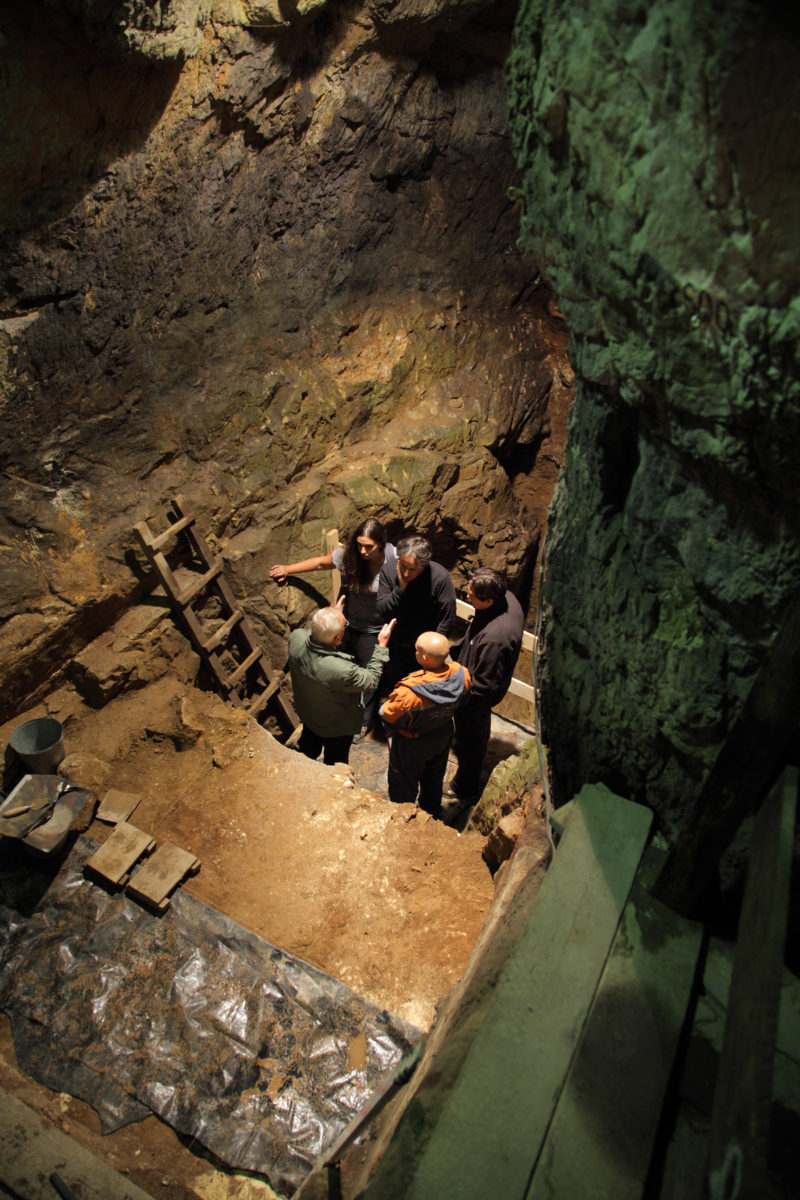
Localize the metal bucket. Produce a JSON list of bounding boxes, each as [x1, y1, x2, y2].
[[8, 717, 65, 774]]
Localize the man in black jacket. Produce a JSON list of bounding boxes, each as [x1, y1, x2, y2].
[[445, 567, 524, 807], [376, 535, 456, 696]]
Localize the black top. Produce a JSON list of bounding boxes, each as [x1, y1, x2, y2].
[[451, 589, 524, 706], [376, 559, 457, 649]]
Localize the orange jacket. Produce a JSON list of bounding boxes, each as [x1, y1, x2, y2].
[[380, 663, 471, 738]]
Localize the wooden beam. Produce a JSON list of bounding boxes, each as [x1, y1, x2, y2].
[[403, 786, 653, 1200], [508, 677, 536, 703], [84, 822, 155, 887], [528, 883, 702, 1199], [0, 1088, 156, 1200], [325, 528, 342, 606], [706, 766, 798, 1197]]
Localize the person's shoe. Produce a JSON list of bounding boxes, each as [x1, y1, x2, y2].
[[441, 795, 474, 825], [443, 778, 465, 800]]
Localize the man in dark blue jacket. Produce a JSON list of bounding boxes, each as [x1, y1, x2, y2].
[[445, 567, 524, 807]]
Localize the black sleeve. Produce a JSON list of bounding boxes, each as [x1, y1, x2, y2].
[[377, 562, 402, 620], [468, 637, 516, 701], [432, 565, 456, 634]]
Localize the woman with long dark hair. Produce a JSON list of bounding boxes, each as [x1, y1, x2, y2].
[[270, 518, 397, 734]]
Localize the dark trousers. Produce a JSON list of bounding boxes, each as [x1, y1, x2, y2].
[[451, 698, 492, 797], [297, 726, 354, 766], [387, 726, 452, 818], [345, 627, 383, 727]]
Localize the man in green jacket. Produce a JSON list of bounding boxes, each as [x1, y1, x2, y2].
[[288, 605, 395, 765]]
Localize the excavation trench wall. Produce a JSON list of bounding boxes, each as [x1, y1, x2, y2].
[[0, 0, 570, 725]]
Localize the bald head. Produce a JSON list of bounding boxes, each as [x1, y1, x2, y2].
[[415, 631, 450, 668]]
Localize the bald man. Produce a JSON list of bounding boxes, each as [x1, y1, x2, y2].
[[379, 631, 470, 818]]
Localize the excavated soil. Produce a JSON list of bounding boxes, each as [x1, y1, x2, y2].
[[0, 662, 524, 1199]]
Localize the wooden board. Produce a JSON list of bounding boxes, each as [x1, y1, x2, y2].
[[96, 788, 142, 824], [325, 528, 343, 605], [84, 821, 155, 886], [405, 785, 653, 1200], [527, 884, 703, 1199], [0, 1086, 156, 1200], [707, 765, 798, 1194], [126, 841, 200, 911]]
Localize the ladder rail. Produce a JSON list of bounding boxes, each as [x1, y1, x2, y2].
[[134, 501, 299, 739]]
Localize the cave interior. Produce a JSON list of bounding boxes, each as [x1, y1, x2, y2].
[[0, 1, 799, 1198]]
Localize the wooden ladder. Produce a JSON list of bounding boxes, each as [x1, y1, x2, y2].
[[134, 497, 300, 743]]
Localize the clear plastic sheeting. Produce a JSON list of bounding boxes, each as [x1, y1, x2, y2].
[[0, 837, 421, 1196]]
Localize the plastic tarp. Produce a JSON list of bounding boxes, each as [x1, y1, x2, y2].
[[0, 837, 421, 1196]]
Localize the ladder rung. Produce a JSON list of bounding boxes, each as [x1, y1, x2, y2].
[[135, 513, 195, 551], [226, 647, 262, 687], [150, 513, 196, 551], [175, 560, 222, 607], [201, 610, 243, 653], [247, 678, 281, 717]]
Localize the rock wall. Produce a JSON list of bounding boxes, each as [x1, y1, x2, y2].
[[508, 0, 800, 836], [0, 0, 571, 718]]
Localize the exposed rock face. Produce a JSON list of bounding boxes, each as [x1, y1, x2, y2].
[[508, 1, 800, 837], [0, 0, 570, 719]]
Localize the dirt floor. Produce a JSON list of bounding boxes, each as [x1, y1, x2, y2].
[[0, 648, 534, 1199]]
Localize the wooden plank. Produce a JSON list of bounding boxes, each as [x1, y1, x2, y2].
[[507, 676, 535, 703], [325, 528, 342, 605], [96, 788, 141, 825], [134, 512, 195, 552], [126, 841, 200, 911], [527, 884, 703, 1199], [201, 609, 243, 652], [146, 512, 194, 550], [405, 785, 653, 1200], [84, 821, 155, 886], [247, 676, 281, 717], [151, 548, 185, 603], [659, 937, 800, 1200], [175, 559, 222, 608], [225, 645, 261, 687], [706, 765, 798, 1195], [0, 1087, 157, 1200]]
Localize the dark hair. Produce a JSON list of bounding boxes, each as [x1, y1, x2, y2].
[[469, 566, 506, 603], [342, 518, 387, 591], [396, 535, 432, 566]]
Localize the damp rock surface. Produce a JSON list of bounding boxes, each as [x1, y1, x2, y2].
[[508, 0, 800, 834], [0, 0, 570, 720]]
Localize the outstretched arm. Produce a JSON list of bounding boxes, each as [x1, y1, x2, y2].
[[270, 554, 335, 584]]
